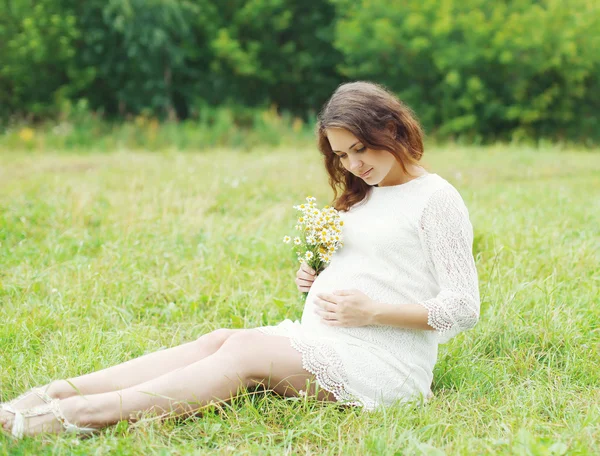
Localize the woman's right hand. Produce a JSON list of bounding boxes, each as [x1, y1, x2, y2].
[[295, 263, 318, 292]]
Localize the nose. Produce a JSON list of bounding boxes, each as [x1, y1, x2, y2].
[[348, 155, 363, 172]]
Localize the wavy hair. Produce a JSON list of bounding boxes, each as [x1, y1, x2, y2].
[[316, 81, 425, 211]]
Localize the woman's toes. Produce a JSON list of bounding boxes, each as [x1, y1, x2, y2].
[[1, 417, 11, 431]]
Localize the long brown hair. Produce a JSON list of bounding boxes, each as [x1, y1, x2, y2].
[[316, 81, 425, 211]]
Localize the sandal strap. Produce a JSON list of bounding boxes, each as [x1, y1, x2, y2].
[[12, 411, 25, 439], [1, 403, 16, 413], [8, 401, 97, 438], [1, 404, 25, 439], [2, 386, 52, 408], [32, 387, 53, 404], [3, 400, 96, 439], [43, 400, 97, 435], [48, 399, 71, 429]]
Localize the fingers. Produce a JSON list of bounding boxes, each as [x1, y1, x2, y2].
[[313, 306, 341, 326], [314, 308, 337, 321], [313, 297, 336, 312], [296, 264, 317, 291], [295, 277, 313, 292], [298, 264, 316, 278]]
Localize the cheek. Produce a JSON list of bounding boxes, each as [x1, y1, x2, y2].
[[378, 154, 397, 169], [364, 151, 380, 165]]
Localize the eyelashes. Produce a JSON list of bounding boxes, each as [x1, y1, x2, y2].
[[336, 147, 366, 159]]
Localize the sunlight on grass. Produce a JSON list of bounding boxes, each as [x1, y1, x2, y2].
[[1, 145, 599, 454]]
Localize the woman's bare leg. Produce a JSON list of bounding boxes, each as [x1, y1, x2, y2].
[[1, 329, 239, 411], [2, 330, 337, 436]]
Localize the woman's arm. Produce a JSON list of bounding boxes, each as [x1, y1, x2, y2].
[[314, 186, 480, 339], [370, 302, 432, 330], [416, 187, 480, 342], [315, 289, 433, 329], [351, 187, 480, 334]]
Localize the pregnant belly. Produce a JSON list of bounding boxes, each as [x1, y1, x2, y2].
[[298, 259, 438, 378], [300, 260, 402, 336]]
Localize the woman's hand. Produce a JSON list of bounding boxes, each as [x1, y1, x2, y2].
[[313, 289, 379, 327], [295, 263, 318, 293]]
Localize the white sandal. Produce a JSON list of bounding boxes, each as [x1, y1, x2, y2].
[[2, 399, 98, 439], [1, 386, 54, 437], [1, 386, 54, 409]]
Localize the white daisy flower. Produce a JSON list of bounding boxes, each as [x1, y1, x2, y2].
[[284, 196, 343, 268]]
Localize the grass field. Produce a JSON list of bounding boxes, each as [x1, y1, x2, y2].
[[1, 144, 599, 455]]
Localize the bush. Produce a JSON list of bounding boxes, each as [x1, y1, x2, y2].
[[1, 0, 599, 143], [332, 0, 600, 142], [0, 0, 88, 119]]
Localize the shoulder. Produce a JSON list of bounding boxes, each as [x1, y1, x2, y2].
[[418, 175, 472, 226], [417, 174, 468, 211]]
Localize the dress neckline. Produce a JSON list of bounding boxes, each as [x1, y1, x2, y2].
[[371, 173, 434, 192]]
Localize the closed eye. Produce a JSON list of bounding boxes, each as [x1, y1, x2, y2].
[[337, 146, 365, 159]]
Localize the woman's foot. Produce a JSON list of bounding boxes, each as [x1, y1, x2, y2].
[[0, 381, 76, 427], [0, 386, 52, 415], [2, 381, 76, 409], [1, 396, 98, 438]]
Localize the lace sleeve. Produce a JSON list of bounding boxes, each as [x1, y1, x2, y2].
[[418, 187, 480, 343]]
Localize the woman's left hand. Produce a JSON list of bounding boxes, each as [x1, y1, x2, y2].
[[314, 289, 379, 327]]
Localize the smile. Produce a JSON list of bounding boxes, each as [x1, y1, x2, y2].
[[359, 168, 373, 178]]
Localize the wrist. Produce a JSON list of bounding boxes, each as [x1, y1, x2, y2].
[[370, 300, 387, 325]]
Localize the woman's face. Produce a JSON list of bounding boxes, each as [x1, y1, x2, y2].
[[326, 128, 405, 187]]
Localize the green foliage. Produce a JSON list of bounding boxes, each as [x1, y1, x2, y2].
[[1, 0, 599, 142], [74, 0, 198, 118], [198, 0, 344, 115], [0, 0, 343, 121], [0, 104, 315, 152], [0, 0, 89, 118], [332, 0, 600, 142]]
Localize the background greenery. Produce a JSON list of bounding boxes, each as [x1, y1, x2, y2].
[[1, 145, 599, 454], [1, 0, 599, 453], [1, 0, 599, 143]]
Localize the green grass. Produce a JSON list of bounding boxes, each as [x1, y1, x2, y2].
[[0, 144, 599, 455]]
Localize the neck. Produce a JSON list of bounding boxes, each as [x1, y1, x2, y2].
[[378, 164, 427, 187]]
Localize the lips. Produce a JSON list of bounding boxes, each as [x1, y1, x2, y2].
[[359, 168, 373, 178]]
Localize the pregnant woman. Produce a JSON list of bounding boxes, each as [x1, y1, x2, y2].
[[1, 81, 480, 438]]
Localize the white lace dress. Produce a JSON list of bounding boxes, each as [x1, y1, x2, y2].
[[256, 173, 480, 410]]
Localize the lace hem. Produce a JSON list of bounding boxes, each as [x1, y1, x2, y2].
[[289, 337, 368, 408], [421, 299, 453, 332], [255, 326, 370, 408]]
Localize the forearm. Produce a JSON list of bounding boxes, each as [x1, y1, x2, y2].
[[371, 302, 433, 330]]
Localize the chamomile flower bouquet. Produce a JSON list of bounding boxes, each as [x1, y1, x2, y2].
[[283, 196, 344, 280]]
